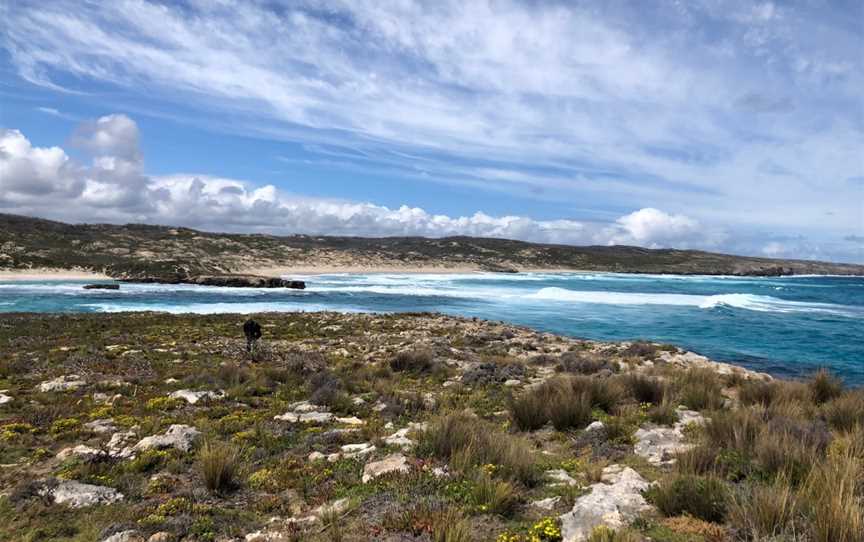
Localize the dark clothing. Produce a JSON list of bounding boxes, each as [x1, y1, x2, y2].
[[244, 319, 262, 353]]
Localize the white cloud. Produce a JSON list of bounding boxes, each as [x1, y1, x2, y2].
[[608, 208, 710, 248], [0, 117, 718, 249]]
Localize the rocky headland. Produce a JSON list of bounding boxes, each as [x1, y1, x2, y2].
[[0, 312, 860, 541]]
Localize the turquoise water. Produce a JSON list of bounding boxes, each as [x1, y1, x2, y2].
[[1, 273, 862, 384]]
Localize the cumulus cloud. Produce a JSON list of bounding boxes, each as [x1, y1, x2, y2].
[[0, 116, 716, 248], [608, 208, 712, 248]]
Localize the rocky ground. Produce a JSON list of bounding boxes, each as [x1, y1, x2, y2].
[[0, 312, 861, 542]]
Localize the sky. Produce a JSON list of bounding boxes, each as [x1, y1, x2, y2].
[[0, 0, 862, 262]]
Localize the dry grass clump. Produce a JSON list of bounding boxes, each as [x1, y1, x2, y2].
[[390, 348, 436, 373], [798, 448, 863, 542], [675, 368, 725, 410], [197, 440, 241, 493], [822, 389, 864, 431], [419, 411, 538, 485], [808, 368, 843, 405], [469, 471, 518, 516], [728, 478, 801, 540], [620, 373, 667, 405], [508, 376, 623, 432], [737, 379, 778, 407]]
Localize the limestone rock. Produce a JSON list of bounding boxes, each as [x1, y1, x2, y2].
[[38, 375, 86, 392], [102, 531, 144, 542], [545, 469, 579, 487], [274, 411, 334, 424], [633, 408, 706, 465], [134, 424, 200, 453], [0, 391, 11, 405], [147, 533, 173, 542], [85, 418, 118, 434], [315, 497, 351, 516], [532, 496, 562, 510], [559, 465, 652, 542], [44, 479, 124, 508], [362, 453, 410, 483]]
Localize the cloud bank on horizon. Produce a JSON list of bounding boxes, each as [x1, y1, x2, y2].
[[0, 1, 862, 261]]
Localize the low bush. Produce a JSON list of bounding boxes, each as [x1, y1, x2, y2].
[[557, 351, 616, 375], [646, 474, 728, 523], [390, 349, 436, 373]]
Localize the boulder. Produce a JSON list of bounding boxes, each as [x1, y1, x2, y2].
[[362, 453, 410, 483], [559, 465, 652, 541], [134, 424, 200, 453], [0, 391, 11, 405], [44, 479, 124, 508]]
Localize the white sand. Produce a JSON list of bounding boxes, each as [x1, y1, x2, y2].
[[0, 269, 111, 281]]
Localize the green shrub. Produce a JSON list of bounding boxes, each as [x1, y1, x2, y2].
[[646, 474, 728, 523]]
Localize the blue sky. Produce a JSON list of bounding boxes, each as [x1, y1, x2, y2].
[[0, 0, 862, 262]]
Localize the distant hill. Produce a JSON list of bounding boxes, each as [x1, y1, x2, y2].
[[1, 213, 862, 278]]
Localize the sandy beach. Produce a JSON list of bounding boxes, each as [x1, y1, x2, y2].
[[0, 268, 111, 281]]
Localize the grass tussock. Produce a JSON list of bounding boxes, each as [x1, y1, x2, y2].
[[675, 368, 725, 410], [822, 389, 864, 431], [509, 375, 623, 432], [419, 411, 538, 485], [808, 368, 844, 405], [621, 373, 667, 405], [646, 474, 728, 523], [198, 440, 241, 493]]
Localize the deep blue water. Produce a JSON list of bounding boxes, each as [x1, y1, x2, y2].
[[1, 273, 862, 385]]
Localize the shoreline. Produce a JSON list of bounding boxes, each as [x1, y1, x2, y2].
[[1, 266, 862, 281]]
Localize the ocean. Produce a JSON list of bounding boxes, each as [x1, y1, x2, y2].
[[1, 272, 862, 385]]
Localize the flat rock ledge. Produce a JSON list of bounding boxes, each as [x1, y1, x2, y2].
[[123, 275, 305, 289], [38, 375, 86, 392], [168, 389, 225, 404], [40, 479, 124, 508], [133, 424, 201, 453], [633, 408, 706, 465], [362, 453, 410, 483], [559, 465, 652, 542]]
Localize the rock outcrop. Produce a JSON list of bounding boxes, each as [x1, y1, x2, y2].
[[124, 275, 305, 289], [42, 479, 124, 508], [559, 465, 652, 541]]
